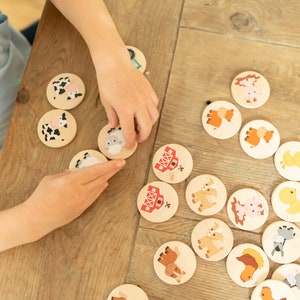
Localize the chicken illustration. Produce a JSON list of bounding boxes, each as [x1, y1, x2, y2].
[[207, 106, 234, 129], [259, 286, 287, 300], [236, 248, 264, 282], [244, 126, 274, 147], [279, 186, 300, 214], [280, 150, 300, 169]]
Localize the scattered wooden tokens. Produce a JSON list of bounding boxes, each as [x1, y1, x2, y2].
[[37, 109, 77, 148], [46, 73, 85, 110], [127, 46, 147, 73], [152, 144, 193, 184], [226, 243, 270, 288], [191, 218, 233, 261], [153, 241, 196, 285], [274, 141, 300, 181], [226, 188, 269, 231], [137, 181, 179, 223], [201, 100, 242, 139], [107, 283, 149, 300], [231, 71, 270, 109], [271, 263, 300, 300], [271, 181, 300, 222], [262, 221, 300, 264], [69, 149, 107, 170], [97, 125, 138, 159], [185, 174, 227, 216], [251, 279, 296, 300], [239, 120, 280, 159]]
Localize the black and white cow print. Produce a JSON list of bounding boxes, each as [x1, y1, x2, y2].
[[41, 112, 68, 141]]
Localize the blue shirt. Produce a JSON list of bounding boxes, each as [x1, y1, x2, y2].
[[0, 13, 31, 150]]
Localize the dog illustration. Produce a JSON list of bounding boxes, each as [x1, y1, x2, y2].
[[279, 186, 300, 215], [244, 126, 274, 147], [207, 106, 234, 129]]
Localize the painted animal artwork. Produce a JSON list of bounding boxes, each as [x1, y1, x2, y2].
[[235, 74, 263, 104], [192, 177, 218, 212], [105, 127, 125, 155], [244, 126, 274, 147], [75, 152, 102, 169], [231, 196, 264, 225], [272, 225, 296, 257], [198, 222, 224, 258], [41, 112, 67, 142], [236, 248, 264, 282], [111, 291, 127, 300], [206, 106, 234, 129], [259, 286, 287, 300], [285, 272, 300, 290], [279, 187, 300, 215], [158, 246, 186, 283], [52, 76, 83, 100], [280, 150, 300, 169]]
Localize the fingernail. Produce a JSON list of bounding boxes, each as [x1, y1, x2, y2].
[[117, 159, 126, 168]]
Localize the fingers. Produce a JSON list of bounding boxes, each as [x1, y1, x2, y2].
[[102, 102, 119, 128]]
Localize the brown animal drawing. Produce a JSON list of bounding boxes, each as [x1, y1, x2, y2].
[[236, 248, 264, 282], [198, 222, 224, 258], [244, 126, 274, 147], [280, 150, 300, 169], [207, 106, 234, 129], [158, 246, 186, 283], [192, 177, 218, 212]]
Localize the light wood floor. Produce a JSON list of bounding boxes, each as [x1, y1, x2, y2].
[[1, 0, 45, 30]]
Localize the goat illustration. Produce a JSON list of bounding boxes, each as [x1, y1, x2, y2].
[[198, 222, 224, 258], [272, 225, 296, 257], [285, 272, 300, 290]]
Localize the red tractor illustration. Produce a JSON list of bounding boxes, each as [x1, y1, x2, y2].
[[141, 185, 165, 213], [154, 146, 179, 173]]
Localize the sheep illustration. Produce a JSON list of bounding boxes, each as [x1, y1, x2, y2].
[[280, 150, 300, 169], [236, 248, 264, 282], [272, 225, 296, 257], [75, 152, 102, 169], [105, 127, 125, 155], [244, 126, 274, 147], [206, 106, 234, 129], [235, 74, 263, 103], [279, 186, 300, 215]]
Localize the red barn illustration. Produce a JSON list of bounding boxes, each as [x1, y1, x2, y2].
[[141, 185, 165, 213], [154, 146, 179, 172]]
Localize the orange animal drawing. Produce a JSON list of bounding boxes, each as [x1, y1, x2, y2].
[[111, 291, 127, 300], [236, 248, 264, 282], [198, 222, 224, 258], [158, 246, 186, 283], [244, 126, 274, 147], [259, 286, 287, 300], [207, 106, 234, 129], [192, 177, 218, 212]]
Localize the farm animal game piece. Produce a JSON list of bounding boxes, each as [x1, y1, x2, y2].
[[201, 100, 242, 139], [272, 263, 300, 300], [239, 120, 280, 159], [191, 218, 233, 261], [37, 109, 77, 148], [98, 125, 138, 159], [274, 141, 300, 181], [137, 181, 179, 223], [226, 243, 269, 288], [126, 46, 147, 73], [69, 149, 107, 170], [272, 181, 300, 222], [227, 188, 269, 231], [152, 144, 193, 184], [251, 279, 296, 300], [262, 221, 300, 264], [185, 174, 227, 216], [153, 241, 196, 285], [46, 73, 85, 110], [106, 284, 148, 300], [231, 71, 270, 109]]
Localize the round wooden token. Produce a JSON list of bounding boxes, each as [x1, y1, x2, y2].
[[107, 284, 148, 300], [153, 241, 196, 285], [227, 188, 269, 231], [201, 100, 242, 139], [46, 73, 85, 110], [231, 71, 270, 109], [274, 141, 300, 181], [69, 149, 107, 170], [97, 125, 138, 159], [262, 221, 300, 264], [239, 120, 280, 159], [191, 218, 233, 261], [226, 243, 270, 288], [127, 46, 147, 73], [137, 181, 179, 223], [152, 144, 193, 184], [272, 181, 300, 222], [185, 174, 227, 216], [271, 263, 300, 300], [251, 279, 296, 300], [37, 109, 77, 148]]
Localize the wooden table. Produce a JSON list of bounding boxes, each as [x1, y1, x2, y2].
[[1, 0, 300, 299]]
